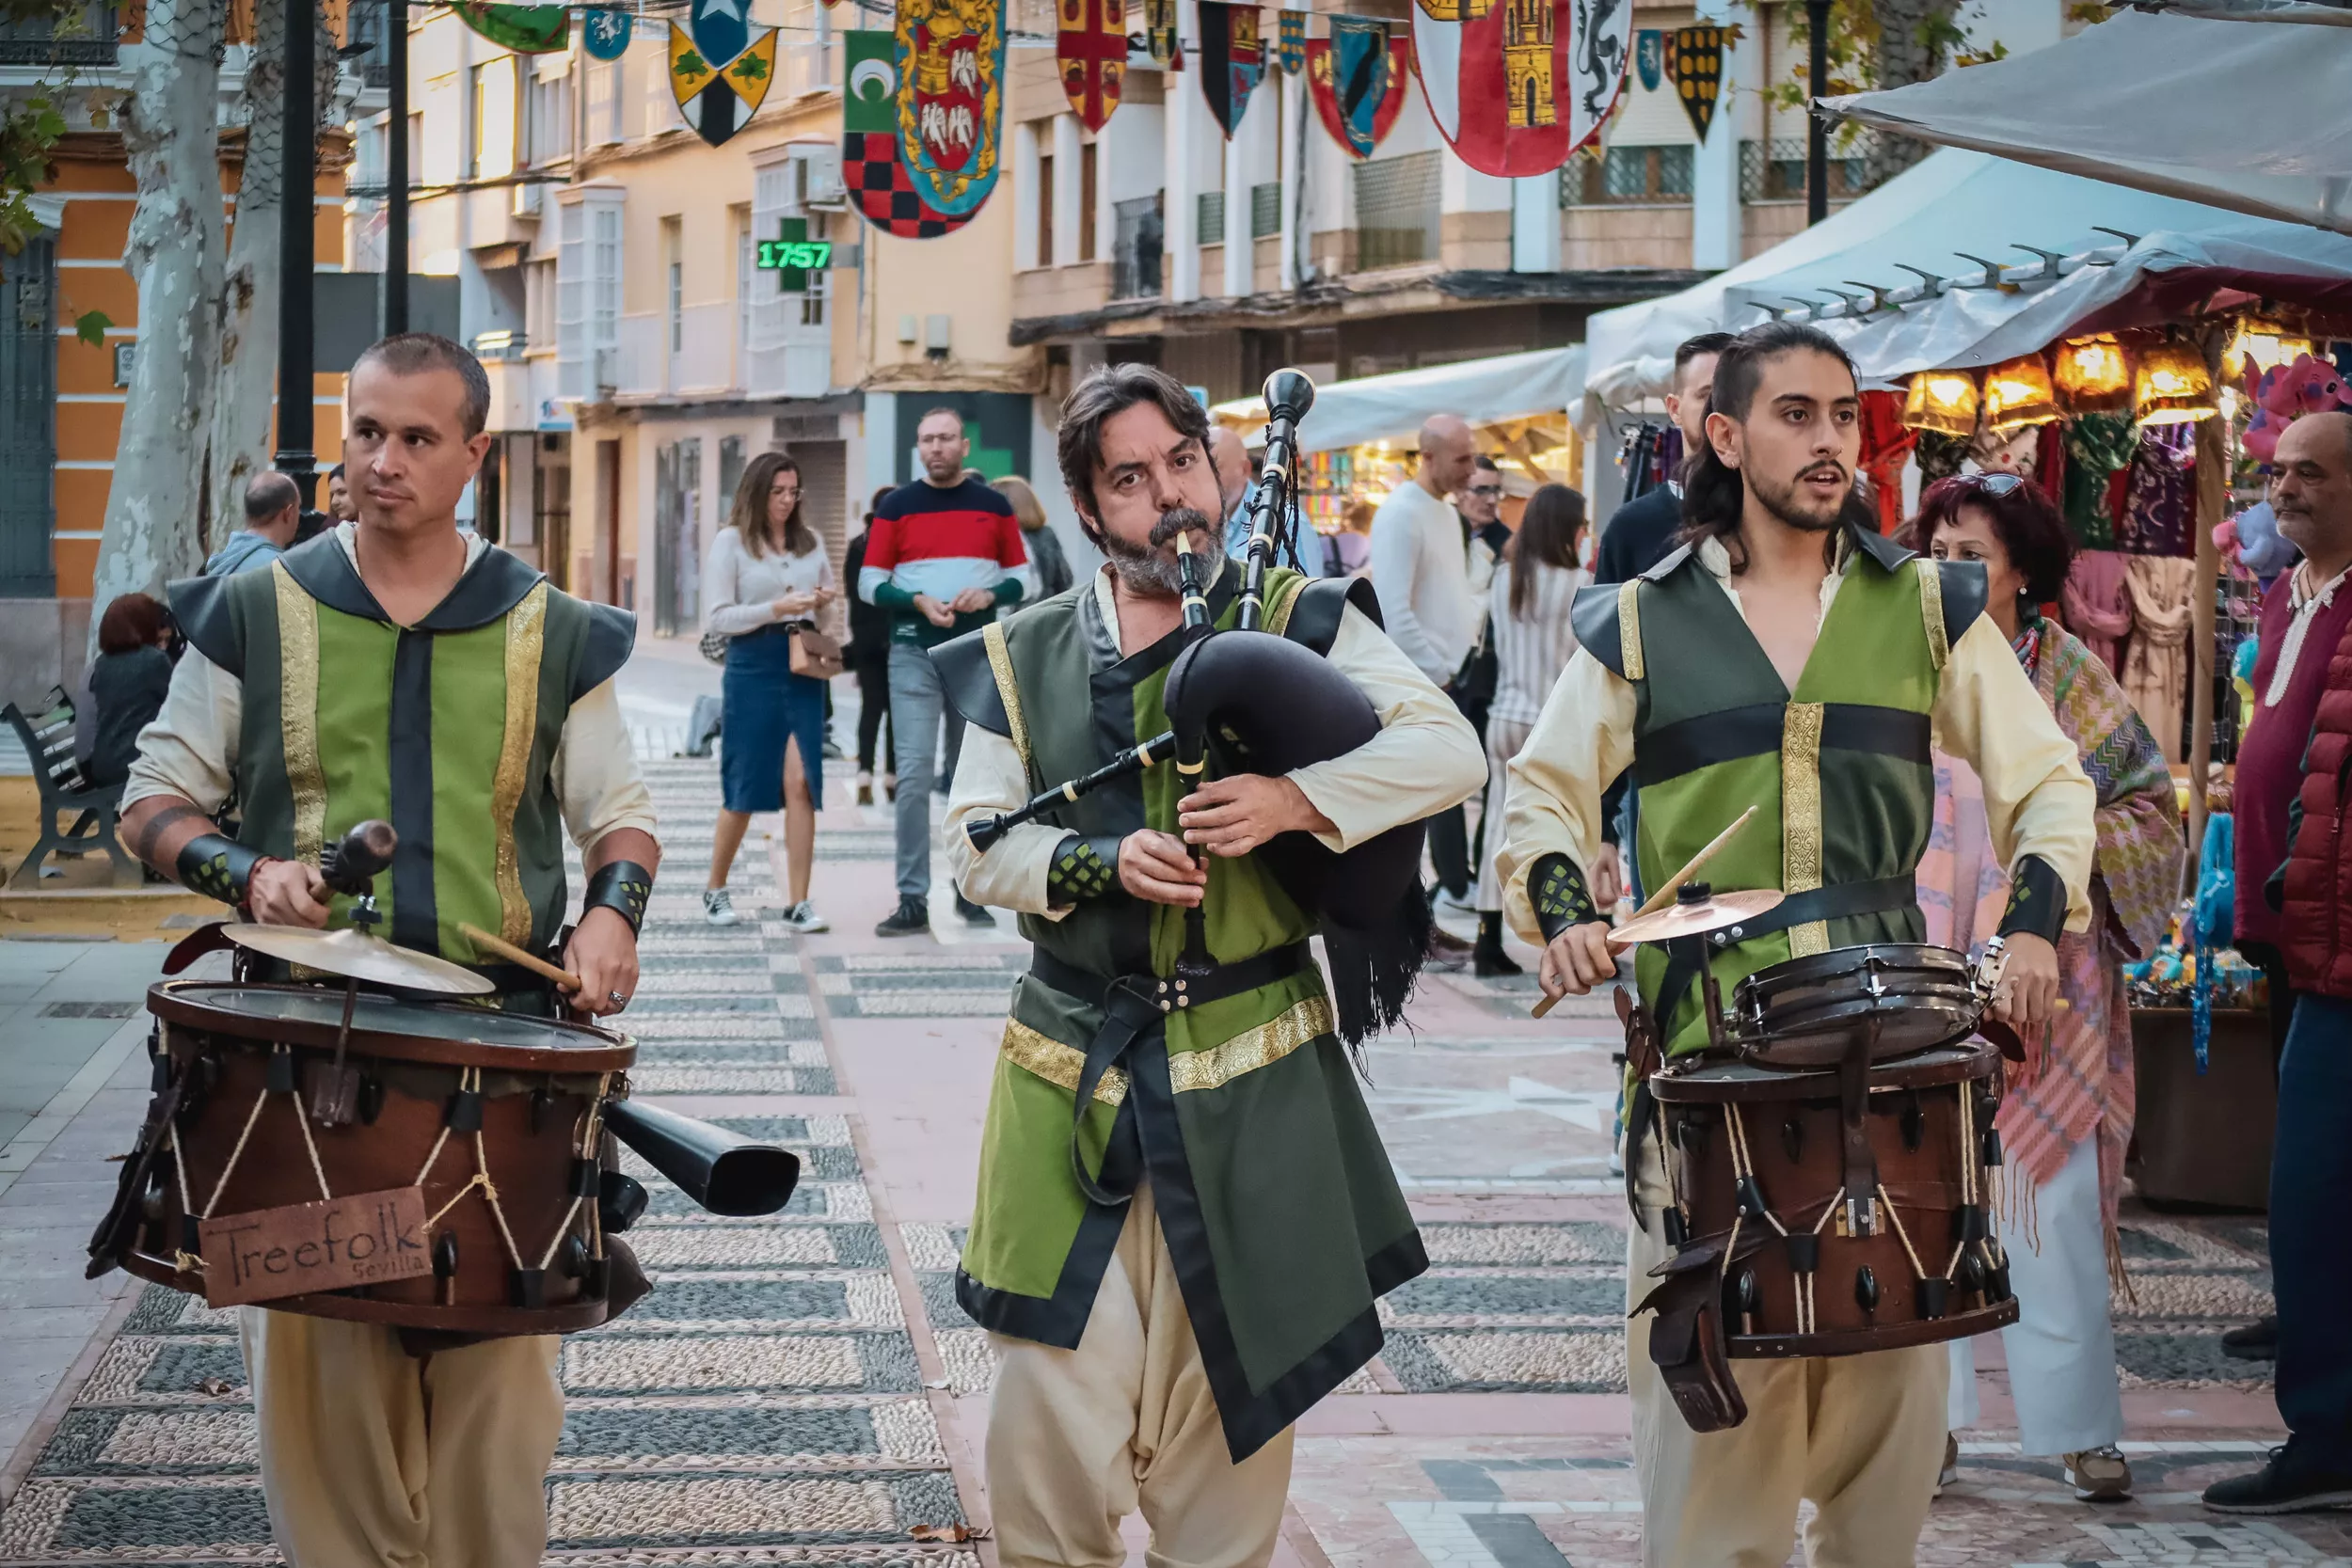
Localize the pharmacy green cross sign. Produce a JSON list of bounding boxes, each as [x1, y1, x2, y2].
[[757, 216, 831, 293]]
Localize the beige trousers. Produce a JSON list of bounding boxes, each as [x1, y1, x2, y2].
[[986, 1186, 1295, 1568], [241, 1308, 565, 1568], [1627, 1141, 1948, 1568]]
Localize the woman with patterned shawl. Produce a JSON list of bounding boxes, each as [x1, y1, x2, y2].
[[1910, 474, 2185, 1505]]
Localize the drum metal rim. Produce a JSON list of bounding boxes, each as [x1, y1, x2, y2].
[[1647, 1039, 2002, 1101], [1731, 944, 1975, 1001], [148, 980, 638, 1075]]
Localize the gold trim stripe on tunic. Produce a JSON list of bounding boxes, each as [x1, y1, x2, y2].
[[492, 583, 548, 945], [1916, 559, 1948, 671], [273, 562, 327, 865], [997, 993, 1336, 1103], [982, 621, 1031, 768], [1617, 581, 1645, 680], [1780, 701, 1828, 956]]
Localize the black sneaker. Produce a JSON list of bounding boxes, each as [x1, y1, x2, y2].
[[2222, 1315, 2278, 1361], [955, 892, 995, 927], [875, 896, 930, 937], [2202, 1443, 2352, 1513]]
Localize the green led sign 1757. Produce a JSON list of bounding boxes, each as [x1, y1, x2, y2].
[[757, 217, 832, 293]]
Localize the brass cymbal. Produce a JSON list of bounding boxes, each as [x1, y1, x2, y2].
[[219, 925, 498, 995], [1606, 888, 1786, 950]]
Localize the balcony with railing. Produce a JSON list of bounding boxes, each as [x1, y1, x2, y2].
[[1112, 195, 1163, 301], [0, 0, 116, 67], [1351, 151, 1439, 272]]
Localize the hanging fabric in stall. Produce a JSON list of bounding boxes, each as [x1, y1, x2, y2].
[[2118, 427, 2197, 556], [2061, 550, 2134, 678], [2122, 555, 2197, 760], [1858, 388, 1915, 534], [2061, 412, 2136, 550], [1057, 0, 1126, 131], [1666, 24, 1721, 142], [1413, 0, 1625, 177], [1309, 21, 1408, 158], [1276, 8, 1306, 73], [896, 0, 1007, 217], [843, 28, 974, 238], [1197, 2, 1264, 135]]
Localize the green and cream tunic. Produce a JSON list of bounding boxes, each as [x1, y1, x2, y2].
[[140, 528, 645, 968], [934, 562, 1486, 1461], [1499, 523, 2096, 1054]]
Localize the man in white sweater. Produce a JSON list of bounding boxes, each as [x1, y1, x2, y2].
[[1370, 412, 1481, 937]]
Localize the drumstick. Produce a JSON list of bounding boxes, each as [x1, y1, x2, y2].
[[1529, 806, 1759, 1021], [458, 922, 581, 993]]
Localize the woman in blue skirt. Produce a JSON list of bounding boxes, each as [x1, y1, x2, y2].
[[701, 451, 839, 930]]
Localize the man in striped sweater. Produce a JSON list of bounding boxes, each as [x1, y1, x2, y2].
[[859, 407, 1034, 935]]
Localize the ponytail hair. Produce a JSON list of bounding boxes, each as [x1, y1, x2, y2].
[[1676, 321, 1863, 574]]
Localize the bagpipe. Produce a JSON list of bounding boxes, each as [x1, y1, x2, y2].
[[962, 370, 1432, 1044]]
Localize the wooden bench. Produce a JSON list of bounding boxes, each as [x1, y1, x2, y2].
[[3, 687, 143, 890]]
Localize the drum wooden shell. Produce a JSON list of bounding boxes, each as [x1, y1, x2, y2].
[[116, 982, 636, 1336], [1650, 1042, 2019, 1358]]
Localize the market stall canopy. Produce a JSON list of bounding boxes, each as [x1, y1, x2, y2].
[[1814, 9, 2352, 238], [1581, 148, 2352, 415], [1212, 346, 1587, 453]]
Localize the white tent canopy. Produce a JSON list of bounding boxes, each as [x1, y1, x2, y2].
[[1581, 149, 2352, 417], [1817, 9, 2352, 239], [1212, 345, 1586, 453]]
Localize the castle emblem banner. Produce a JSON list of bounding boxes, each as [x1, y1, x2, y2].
[[844, 28, 973, 238], [1057, 0, 1125, 131], [1411, 0, 1626, 176], [1197, 2, 1263, 136]]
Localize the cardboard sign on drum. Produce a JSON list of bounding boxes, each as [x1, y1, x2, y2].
[[198, 1186, 435, 1308], [1411, 0, 1629, 177]]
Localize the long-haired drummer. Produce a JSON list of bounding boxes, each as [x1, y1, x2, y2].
[[117, 334, 660, 1568], [1497, 323, 2096, 1564], [933, 363, 1485, 1568]]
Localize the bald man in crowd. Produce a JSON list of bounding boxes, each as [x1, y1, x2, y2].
[[1370, 412, 1482, 944], [205, 471, 302, 577]]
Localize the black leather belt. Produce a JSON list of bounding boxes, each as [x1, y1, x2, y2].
[[1029, 942, 1313, 1016], [1028, 942, 1315, 1206]]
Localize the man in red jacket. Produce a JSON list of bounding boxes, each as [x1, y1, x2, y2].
[[2208, 411, 2352, 1514]]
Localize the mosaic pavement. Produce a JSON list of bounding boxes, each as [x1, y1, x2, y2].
[[0, 759, 975, 1566], [3, 743, 2341, 1566]]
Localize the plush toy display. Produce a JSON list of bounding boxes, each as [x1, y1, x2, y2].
[[2244, 354, 2352, 464], [2220, 499, 2298, 581]]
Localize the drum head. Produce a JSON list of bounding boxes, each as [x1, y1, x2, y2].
[[1731, 944, 1980, 1068], [149, 982, 635, 1074]]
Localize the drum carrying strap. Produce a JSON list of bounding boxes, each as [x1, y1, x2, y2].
[[1651, 873, 1920, 1038]]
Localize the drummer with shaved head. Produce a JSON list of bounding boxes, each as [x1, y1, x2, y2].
[[119, 332, 660, 1568], [1499, 321, 2094, 1565]]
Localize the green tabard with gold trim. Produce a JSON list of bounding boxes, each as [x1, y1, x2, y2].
[[1571, 526, 1987, 1054], [933, 566, 1426, 1463], [165, 531, 636, 966]]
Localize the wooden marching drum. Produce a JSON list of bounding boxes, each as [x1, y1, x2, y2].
[[90, 981, 642, 1336], [1647, 1039, 2019, 1360]]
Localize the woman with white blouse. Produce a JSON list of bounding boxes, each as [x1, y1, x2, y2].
[[1473, 483, 1589, 976], [702, 452, 840, 930]]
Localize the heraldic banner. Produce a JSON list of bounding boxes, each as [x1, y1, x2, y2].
[[1309, 21, 1408, 160], [895, 0, 1007, 219], [454, 1, 568, 53], [1411, 0, 1628, 177], [1196, 1, 1263, 137], [1057, 0, 1124, 132], [844, 28, 973, 239]]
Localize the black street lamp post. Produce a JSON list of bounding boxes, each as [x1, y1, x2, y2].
[[274, 0, 317, 493], [385, 0, 407, 334], [1805, 0, 1830, 226]]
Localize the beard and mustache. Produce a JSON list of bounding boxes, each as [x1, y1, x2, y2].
[[1748, 459, 1855, 534], [1090, 506, 1226, 596]]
